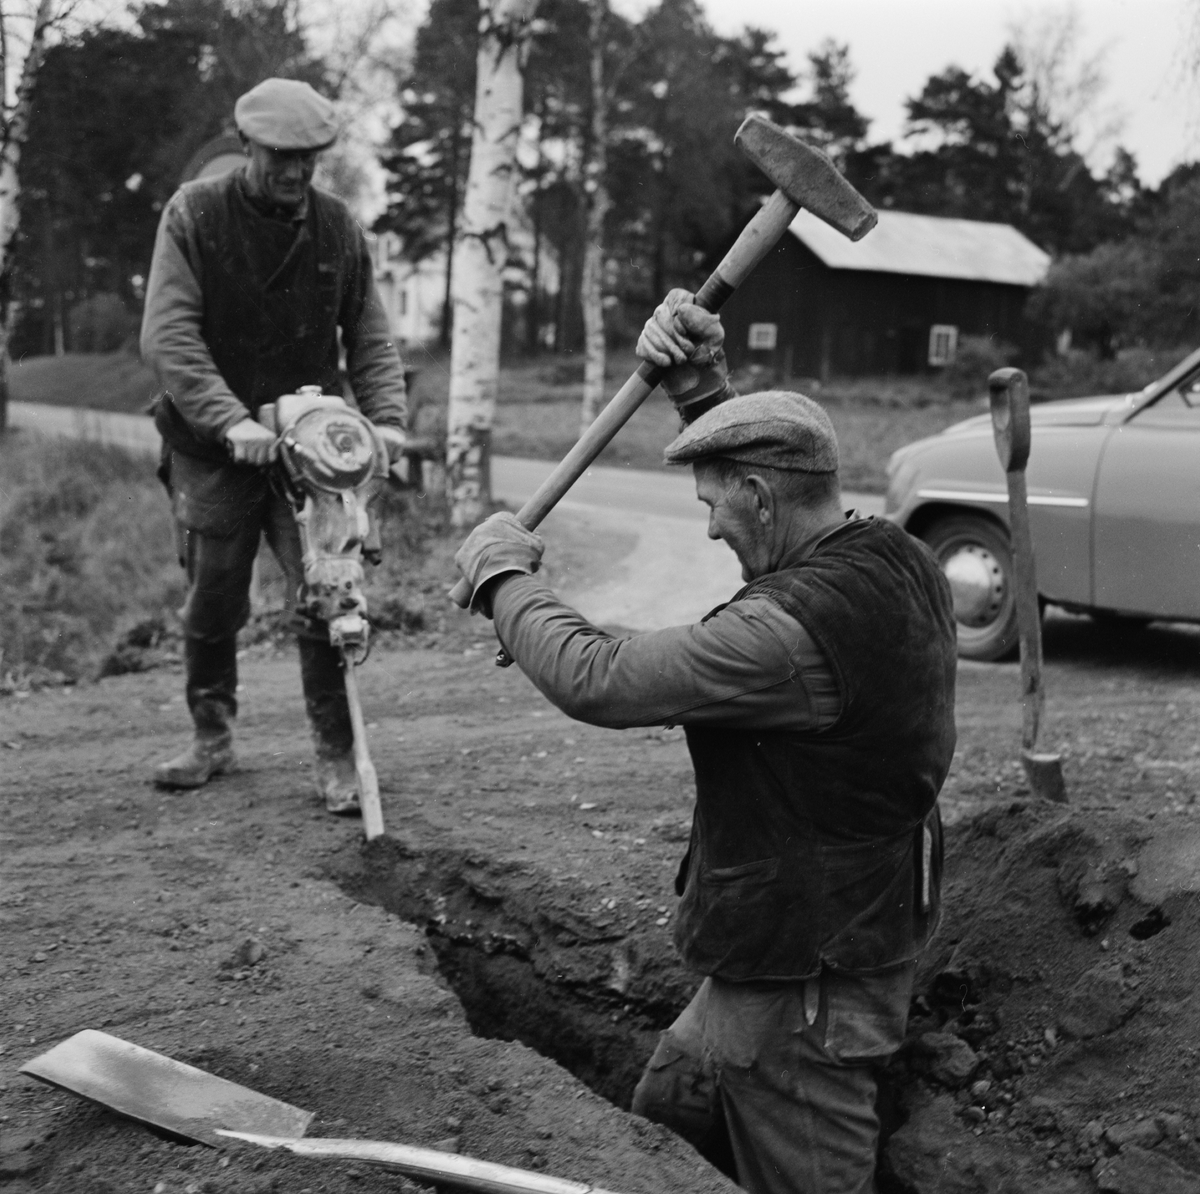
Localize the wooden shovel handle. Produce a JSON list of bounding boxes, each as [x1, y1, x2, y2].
[[988, 368, 1043, 748], [448, 190, 802, 609]]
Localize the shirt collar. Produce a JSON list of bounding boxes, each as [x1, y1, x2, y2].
[[776, 508, 866, 571], [235, 169, 309, 224]]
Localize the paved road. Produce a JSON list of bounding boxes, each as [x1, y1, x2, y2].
[[9, 401, 883, 631]]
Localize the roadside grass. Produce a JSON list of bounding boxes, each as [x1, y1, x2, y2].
[[0, 435, 183, 686], [0, 433, 477, 689], [10, 349, 160, 412]]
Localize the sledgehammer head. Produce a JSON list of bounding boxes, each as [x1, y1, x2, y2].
[[735, 114, 877, 242]]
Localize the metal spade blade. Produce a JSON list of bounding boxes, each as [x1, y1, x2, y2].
[[20, 1030, 313, 1147]]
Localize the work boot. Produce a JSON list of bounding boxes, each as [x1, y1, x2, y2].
[[315, 752, 360, 816], [155, 636, 238, 789], [154, 730, 236, 789]]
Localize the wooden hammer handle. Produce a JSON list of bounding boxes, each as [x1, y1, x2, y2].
[[449, 190, 801, 609]]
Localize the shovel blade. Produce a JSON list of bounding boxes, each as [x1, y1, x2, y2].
[[20, 1030, 313, 1147]]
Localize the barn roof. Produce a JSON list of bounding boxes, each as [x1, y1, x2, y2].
[[789, 209, 1051, 287]]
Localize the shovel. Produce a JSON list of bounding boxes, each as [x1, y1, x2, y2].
[[19, 1030, 313, 1147], [988, 367, 1067, 803], [22, 1033, 628, 1194]]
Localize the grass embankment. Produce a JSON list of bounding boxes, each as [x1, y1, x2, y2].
[[0, 435, 469, 689], [15, 346, 987, 493], [16, 344, 1190, 494], [10, 350, 161, 412], [405, 344, 983, 493]]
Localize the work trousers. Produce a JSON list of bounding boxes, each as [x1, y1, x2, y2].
[[176, 487, 353, 757], [631, 963, 915, 1194]]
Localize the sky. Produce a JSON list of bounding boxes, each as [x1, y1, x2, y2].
[[688, 0, 1196, 186]]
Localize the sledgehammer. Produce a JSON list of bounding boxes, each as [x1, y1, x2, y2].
[[988, 367, 1067, 803], [449, 114, 877, 609]]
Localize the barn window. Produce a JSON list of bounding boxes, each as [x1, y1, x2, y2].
[[748, 322, 778, 350], [928, 325, 958, 366]]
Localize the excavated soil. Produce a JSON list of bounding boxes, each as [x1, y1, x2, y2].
[[5, 611, 1200, 1194]]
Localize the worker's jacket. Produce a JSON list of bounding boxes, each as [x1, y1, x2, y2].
[[675, 517, 957, 979], [140, 169, 406, 535], [491, 514, 958, 981]]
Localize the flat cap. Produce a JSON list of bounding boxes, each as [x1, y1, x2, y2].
[[234, 78, 337, 151], [664, 389, 839, 473]]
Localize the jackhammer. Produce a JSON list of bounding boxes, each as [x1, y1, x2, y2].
[[258, 386, 396, 840]]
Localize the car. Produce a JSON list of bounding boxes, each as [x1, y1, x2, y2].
[[884, 346, 1200, 660]]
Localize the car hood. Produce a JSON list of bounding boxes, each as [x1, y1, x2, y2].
[[936, 392, 1133, 438]]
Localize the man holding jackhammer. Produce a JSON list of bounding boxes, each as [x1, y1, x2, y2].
[[454, 292, 957, 1193], [141, 78, 408, 814]]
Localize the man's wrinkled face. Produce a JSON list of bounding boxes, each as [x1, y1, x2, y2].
[[694, 462, 770, 582], [243, 139, 319, 209]]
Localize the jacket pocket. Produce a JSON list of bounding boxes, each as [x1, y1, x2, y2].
[[700, 857, 780, 885]]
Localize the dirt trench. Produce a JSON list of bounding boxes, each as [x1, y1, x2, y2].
[[342, 837, 691, 1112], [336, 798, 1200, 1194]]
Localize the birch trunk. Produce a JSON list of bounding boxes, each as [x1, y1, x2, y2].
[[578, 0, 609, 436], [445, 0, 538, 527], [0, 0, 55, 432]]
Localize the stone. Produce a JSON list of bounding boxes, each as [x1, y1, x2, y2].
[[886, 1091, 1055, 1194], [1161, 1113, 1191, 1141], [1059, 964, 1142, 1039], [917, 1032, 981, 1088], [1106, 1118, 1165, 1150], [1093, 1145, 1200, 1194], [222, 936, 267, 971]]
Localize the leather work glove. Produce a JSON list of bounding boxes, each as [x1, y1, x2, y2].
[[374, 423, 408, 463], [224, 417, 278, 467], [455, 511, 545, 617], [637, 288, 734, 420]]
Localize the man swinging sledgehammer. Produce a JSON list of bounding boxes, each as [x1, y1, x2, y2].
[[453, 292, 958, 1194]]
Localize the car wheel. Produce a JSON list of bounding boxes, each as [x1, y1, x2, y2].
[[921, 514, 1019, 662]]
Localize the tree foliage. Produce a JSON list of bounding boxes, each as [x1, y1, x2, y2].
[[14, 0, 325, 357], [1031, 172, 1200, 355]]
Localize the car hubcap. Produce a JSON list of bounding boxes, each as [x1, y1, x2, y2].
[[942, 545, 1005, 627]]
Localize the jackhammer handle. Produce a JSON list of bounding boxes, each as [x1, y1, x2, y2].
[[448, 190, 802, 609]]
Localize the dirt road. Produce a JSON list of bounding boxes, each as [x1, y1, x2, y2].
[[6, 604, 1200, 1193]]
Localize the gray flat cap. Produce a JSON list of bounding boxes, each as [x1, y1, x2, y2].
[[664, 390, 839, 473], [235, 78, 337, 151]]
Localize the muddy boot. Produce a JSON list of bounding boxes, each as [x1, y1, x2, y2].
[[154, 636, 238, 789], [298, 637, 358, 815], [154, 729, 236, 788]]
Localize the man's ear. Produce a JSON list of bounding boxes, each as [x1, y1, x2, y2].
[[745, 474, 774, 524]]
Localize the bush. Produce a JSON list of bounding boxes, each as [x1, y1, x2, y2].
[[1030, 346, 1194, 400], [67, 293, 140, 353], [940, 336, 1019, 399]]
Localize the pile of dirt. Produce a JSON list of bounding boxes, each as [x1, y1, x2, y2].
[[884, 801, 1200, 1192]]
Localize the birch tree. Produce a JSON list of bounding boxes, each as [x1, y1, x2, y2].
[[0, 0, 56, 431], [446, 0, 539, 527], [577, 0, 609, 434]]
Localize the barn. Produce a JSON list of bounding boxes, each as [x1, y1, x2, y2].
[[719, 209, 1051, 379]]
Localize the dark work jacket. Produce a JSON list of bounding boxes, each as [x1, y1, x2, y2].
[[674, 517, 957, 981], [145, 172, 405, 535]]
